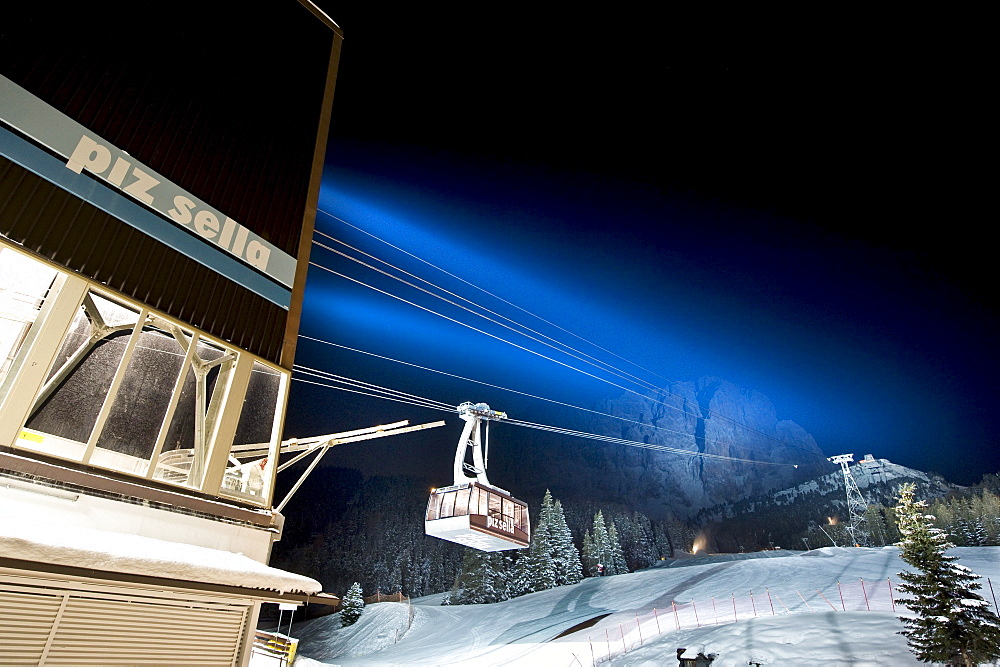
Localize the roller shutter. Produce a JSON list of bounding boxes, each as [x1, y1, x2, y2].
[[0, 580, 251, 665]]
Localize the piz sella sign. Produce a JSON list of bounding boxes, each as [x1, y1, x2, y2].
[[0, 75, 295, 290]]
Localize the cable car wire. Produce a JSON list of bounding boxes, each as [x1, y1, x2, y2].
[[319, 209, 674, 385], [298, 338, 706, 442], [292, 368, 795, 467], [307, 258, 809, 454], [312, 238, 666, 397], [313, 230, 661, 393], [294, 365, 453, 413], [292, 376, 454, 414], [503, 418, 788, 466], [312, 216, 804, 450]]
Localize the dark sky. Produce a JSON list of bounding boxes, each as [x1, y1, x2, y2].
[[289, 6, 996, 486]]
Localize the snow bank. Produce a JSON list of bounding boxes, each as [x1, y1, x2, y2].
[[290, 603, 413, 659], [288, 547, 1000, 665], [0, 517, 321, 594]]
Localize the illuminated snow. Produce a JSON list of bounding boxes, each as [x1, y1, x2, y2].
[[285, 546, 1000, 666]]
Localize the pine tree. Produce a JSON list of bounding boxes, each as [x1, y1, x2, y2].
[[550, 500, 583, 585], [618, 511, 658, 570], [514, 524, 557, 594], [448, 549, 513, 604], [607, 520, 629, 575], [581, 529, 598, 577], [894, 483, 1000, 665], [538, 490, 556, 539], [589, 511, 613, 576], [340, 582, 365, 627]]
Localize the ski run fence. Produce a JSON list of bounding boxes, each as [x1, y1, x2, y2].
[[582, 577, 1000, 666], [324, 589, 409, 613]]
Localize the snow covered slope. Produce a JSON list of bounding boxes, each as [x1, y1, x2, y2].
[[285, 546, 1000, 666]]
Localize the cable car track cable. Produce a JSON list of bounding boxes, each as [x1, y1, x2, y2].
[[307, 259, 806, 452], [312, 219, 801, 448], [312, 231, 661, 393], [317, 210, 673, 384], [292, 370, 795, 467], [297, 341, 711, 442], [311, 237, 665, 396]]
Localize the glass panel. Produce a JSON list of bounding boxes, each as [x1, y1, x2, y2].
[[44, 307, 90, 383], [454, 486, 470, 516], [89, 292, 140, 328], [514, 504, 523, 532], [441, 489, 456, 518], [0, 248, 58, 394], [92, 325, 187, 476], [467, 485, 480, 516], [43, 291, 141, 385], [426, 492, 440, 520], [502, 497, 514, 521], [478, 486, 489, 516], [25, 292, 139, 447], [220, 361, 285, 505], [154, 337, 230, 489], [488, 491, 502, 519]]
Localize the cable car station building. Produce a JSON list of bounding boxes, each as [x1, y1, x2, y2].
[[0, 3, 342, 663]]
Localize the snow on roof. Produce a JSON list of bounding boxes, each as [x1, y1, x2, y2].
[[0, 518, 321, 595]]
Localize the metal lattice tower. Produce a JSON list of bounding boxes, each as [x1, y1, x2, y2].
[[828, 454, 871, 547]]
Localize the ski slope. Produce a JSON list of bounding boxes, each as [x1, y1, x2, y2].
[[284, 547, 1000, 666]]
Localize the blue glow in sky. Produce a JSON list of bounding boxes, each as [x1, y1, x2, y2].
[[290, 146, 999, 485], [293, 5, 996, 485]]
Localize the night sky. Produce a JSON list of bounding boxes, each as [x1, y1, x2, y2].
[[287, 6, 996, 486]]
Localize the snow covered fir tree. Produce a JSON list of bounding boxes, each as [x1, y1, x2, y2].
[[894, 483, 1000, 665], [582, 510, 629, 576], [340, 582, 365, 627], [548, 497, 585, 586], [446, 550, 513, 604], [447, 490, 590, 604]]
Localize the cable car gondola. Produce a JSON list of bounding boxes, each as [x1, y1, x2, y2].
[[424, 402, 530, 551]]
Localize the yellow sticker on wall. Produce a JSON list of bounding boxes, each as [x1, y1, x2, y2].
[[18, 430, 44, 443]]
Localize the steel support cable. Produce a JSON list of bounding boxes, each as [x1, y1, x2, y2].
[[504, 418, 790, 466], [292, 377, 455, 415], [292, 367, 451, 411], [293, 372, 791, 467], [313, 231, 661, 394], [318, 209, 674, 385], [312, 228, 797, 449], [294, 367, 454, 413], [307, 260, 699, 415], [308, 260, 805, 453], [293, 366, 454, 412], [312, 239, 666, 397], [298, 336, 701, 441], [294, 363, 456, 409]]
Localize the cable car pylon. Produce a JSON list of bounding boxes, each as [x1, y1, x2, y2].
[[425, 402, 530, 551], [828, 453, 872, 547]]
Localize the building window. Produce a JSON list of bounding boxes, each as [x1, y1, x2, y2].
[[0, 248, 59, 399], [219, 360, 288, 503], [0, 243, 288, 507]]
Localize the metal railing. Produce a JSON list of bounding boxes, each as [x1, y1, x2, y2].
[[251, 629, 298, 666]]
